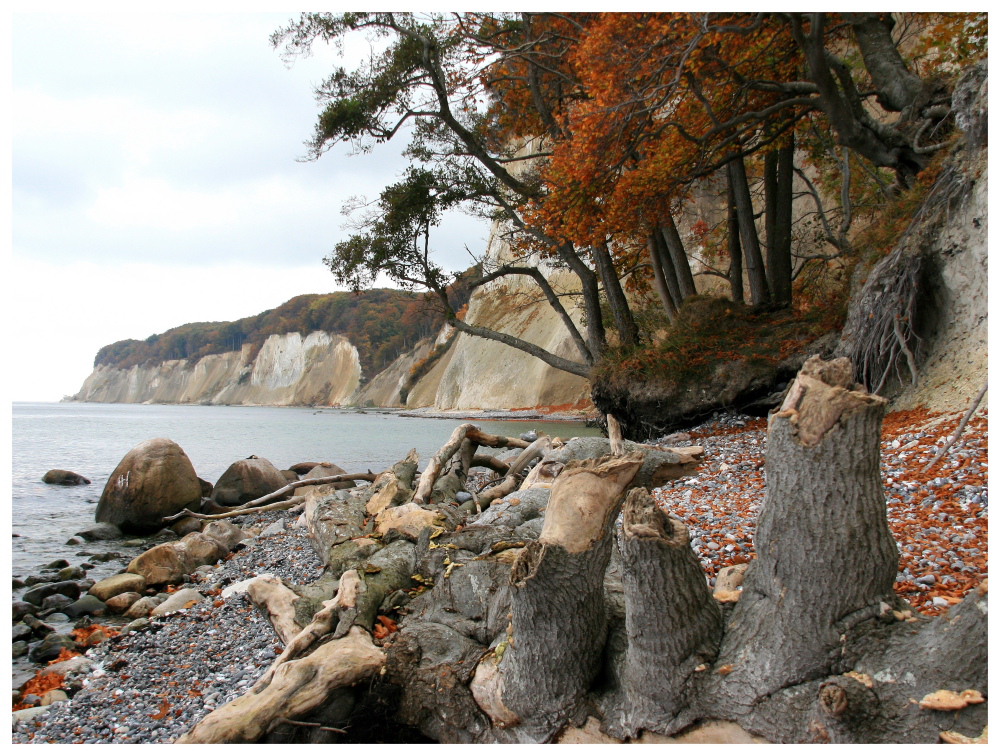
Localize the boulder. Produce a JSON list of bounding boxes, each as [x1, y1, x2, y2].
[[28, 634, 79, 664], [88, 573, 147, 602], [42, 469, 91, 486], [288, 462, 322, 475], [126, 522, 242, 586], [12, 623, 33, 643], [41, 594, 73, 612], [175, 532, 228, 570], [95, 438, 202, 534], [169, 516, 205, 537], [127, 543, 187, 586], [62, 595, 108, 619], [74, 523, 124, 542], [12, 601, 36, 622], [22, 581, 82, 607], [124, 596, 164, 619], [201, 521, 245, 551], [211, 457, 287, 506], [301, 462, 355, 490], [105, 592, 142, 614], [151, 588, 205, 617]]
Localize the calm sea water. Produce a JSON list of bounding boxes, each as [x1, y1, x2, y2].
[[11, 402, 599, 581]]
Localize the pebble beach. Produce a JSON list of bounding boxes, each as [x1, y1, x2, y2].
[[12, 407, 989, 743]]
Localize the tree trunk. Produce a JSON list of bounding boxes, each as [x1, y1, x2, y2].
[[765, 140, 794, 307], [658, 214, 697, 300], [646, 233, 678, 320], [593, 241, 640, 347], [847, 13, 926, 114], [726, 155, 771, 306], [489, 453, 645, 741], [612, 488, 723, 733], [727, 171, 745, 303], [714, 356, 897, 698], [652, 227, 685, 311]]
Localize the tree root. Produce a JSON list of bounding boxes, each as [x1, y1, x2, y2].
[[176, 627, 383, 744]]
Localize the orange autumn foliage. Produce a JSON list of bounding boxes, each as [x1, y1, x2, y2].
[[13, 671, 66, 711]]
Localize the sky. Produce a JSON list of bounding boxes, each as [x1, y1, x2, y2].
[[6, 4, 490, 401]]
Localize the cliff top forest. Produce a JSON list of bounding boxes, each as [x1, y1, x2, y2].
[[94, 275, 476, 381]]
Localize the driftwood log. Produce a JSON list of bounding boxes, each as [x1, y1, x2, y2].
[[177, 358, 987, 744]]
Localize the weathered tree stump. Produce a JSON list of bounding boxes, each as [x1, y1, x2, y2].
[[175, 358, 987, 744]]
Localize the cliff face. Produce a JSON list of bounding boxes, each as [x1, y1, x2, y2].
[[72, 331, 361, 406]]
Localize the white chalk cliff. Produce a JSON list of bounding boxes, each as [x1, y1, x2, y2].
[[72, 332, 362, 406]]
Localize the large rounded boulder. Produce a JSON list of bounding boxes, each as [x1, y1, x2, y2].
[[301, 462, 355, 490], [95, 438, 202, 534], [211, 456, 287, 506]]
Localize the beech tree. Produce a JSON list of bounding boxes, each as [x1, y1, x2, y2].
[[273, 11, 644, 379]]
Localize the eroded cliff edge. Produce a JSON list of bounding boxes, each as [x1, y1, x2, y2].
[[72, 332, 362, 407]]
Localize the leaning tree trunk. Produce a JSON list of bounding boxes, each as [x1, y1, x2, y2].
[[727, 154, 771, 307]]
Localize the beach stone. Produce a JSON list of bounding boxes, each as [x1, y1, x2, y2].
[[123, 617, 152, 633], [42, 469, 91, 486], [89, 573, 147, 601], [201, 521, 245, 550], [105, 592, 142, 613], [41, 594, 73, 612], [46, 654, 94, 678], [62, 595, 108, 619], [12, 577, 26, 589], [13, 706, 51, 724], [175, 532, 228, 571], [22, 580, 82, 607], [124, 596, 164, 619], [12, 623, 33, 643], [29, 633, 80, 663], [13, 601, 36, 622], [169, 516, 204, 537], [57, 565, 86, 581], [260, 519, 286, 537], [12, 641, 29, 658], [211, 457, 288, 506], [301, 462, 355, 490], [151, 588, 205, 616], [22, 614, 56, 638], [127, 543, 187, 586], [65, 536, 85, 546], [45, 559, 71, 569], [95, 438, 202, 534], [39, 689, 69, 706]]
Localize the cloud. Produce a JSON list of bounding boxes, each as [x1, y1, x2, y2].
[[7, 8, 493, 402]]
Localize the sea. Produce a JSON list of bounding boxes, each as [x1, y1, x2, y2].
[[10, 401, 600, 583]]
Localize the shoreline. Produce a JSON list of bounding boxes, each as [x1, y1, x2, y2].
[[12, 407, 988, 743]]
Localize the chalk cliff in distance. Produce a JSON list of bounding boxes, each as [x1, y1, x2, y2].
[[71, 332, 361, 406]]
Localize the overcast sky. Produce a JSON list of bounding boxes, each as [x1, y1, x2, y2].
[[6, 4, 489, 401]]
